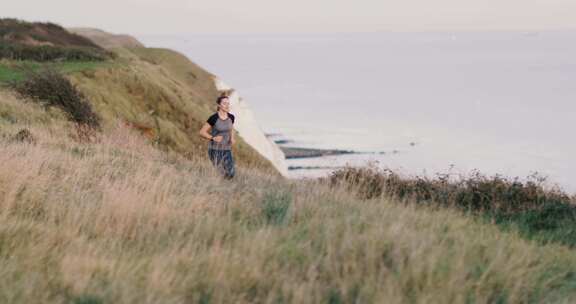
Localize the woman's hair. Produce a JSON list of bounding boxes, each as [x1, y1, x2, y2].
[[216, 93, 229, 111]]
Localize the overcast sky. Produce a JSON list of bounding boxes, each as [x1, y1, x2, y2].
[[4, 0, 576, 35]]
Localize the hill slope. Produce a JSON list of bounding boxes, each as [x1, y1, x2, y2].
[[68, 27, 144, 49], [0, 18, 101, 48], [0, 18, 111, 62], [68, 46, 282, 174], [2, 94, 576, 302], [4, 20, 576, 303], [0, 20, 283, 175]]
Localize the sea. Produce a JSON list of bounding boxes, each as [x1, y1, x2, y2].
[[137, 31, 576, 193]]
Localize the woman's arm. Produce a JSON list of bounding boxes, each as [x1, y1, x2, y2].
[[231, 129, 236, 145], [199, 123, 223, 142], [198, 123, 213, 141]]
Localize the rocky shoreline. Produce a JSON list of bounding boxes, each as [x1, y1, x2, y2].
[[279, 146, 355, 159], [277, 145, 396, 160], [267, 134, 402, 164]]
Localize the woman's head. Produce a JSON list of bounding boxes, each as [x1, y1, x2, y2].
[[216, 94, 230, 112]]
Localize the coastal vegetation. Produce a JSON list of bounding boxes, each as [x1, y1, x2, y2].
[[0, 43, 111, 62], [0, 60, 109, 82], [2, 94, 576, 302], [0, 18, 112, 62], [10, 68, 101, 128], [0, 18, 279, 175], [329, 166, 576, 248], [2, 18, 576, 303]]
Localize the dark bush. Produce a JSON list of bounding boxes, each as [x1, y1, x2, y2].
[[9, 128, 36, 144], [0, 42, 112, 62], [10, 68, 100, 128], [328, 166, 572, 214], [327, 166, 576, 246], [0, 18, 100, 48]]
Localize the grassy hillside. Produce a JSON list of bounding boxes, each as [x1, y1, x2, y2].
[[3, 20, 576, 303], [2, 92, 576, 303], [66, 46, 280, 174], [0, 22, 280, 175], [0, 19, 112, 62], [0, 18, 100, 48], [0, 60, 112, 82], [68, 28, 144, 49]]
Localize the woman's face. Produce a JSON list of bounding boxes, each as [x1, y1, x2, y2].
[[219, 98, 230, 112]]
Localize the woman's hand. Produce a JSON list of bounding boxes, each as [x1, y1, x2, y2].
[[213, 135, 224, 143], [230, 137, 236, 145]]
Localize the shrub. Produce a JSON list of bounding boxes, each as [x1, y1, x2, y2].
[[9, 128, 36, 144], [327, 166, 391, 200], [328, 166, 576, 246], [0, 18, 112, 62], [0, 42, 112, 62], [328, 167, 572, 214], [261, 191, 292, 225], [10, 68, 100, 128]]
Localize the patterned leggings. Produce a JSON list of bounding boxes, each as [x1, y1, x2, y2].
[[208, 149, 235, 179]]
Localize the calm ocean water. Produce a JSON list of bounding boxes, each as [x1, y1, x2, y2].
[[138, 31, 576, 193]]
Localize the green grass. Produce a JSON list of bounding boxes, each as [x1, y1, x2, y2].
[[3, 30, 576, 302], [2, 46, 280, 176], [69, 47, 281, 175], [57, 61, 113, 73], [488, 203, 576, 247], [0, 60, 114, 84], [2, 122, 576, 302], [3, 85, 576, 303], [261, 191, 292, 225], [0, 65, 24, 82], [329, 166, 576, 249], [9, 68, 101, 127], [0, 18, 102, 49]]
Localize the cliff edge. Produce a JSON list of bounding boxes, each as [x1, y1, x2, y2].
[[68, 27, 145, 49], [70, 28, 288, 176], [0, 19, 286, 176]]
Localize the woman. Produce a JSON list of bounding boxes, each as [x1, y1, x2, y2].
[[198, 94, 236, 179]]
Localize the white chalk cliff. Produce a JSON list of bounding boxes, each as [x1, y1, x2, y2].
[[68, 27, 287, 176], [213, 77, 288, 176]]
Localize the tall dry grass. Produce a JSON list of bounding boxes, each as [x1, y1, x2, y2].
[[328, 166, 576, 248], [2, 91, 576, 303], [68, 47, 280, 175]]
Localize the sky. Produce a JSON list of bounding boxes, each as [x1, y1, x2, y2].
[[3, 0, 576, 34]]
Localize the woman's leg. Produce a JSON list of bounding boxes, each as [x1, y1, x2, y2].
[[208, 149, 224, 174], [208, 149, 218, 167], [222, 150, 235, 179], [208, 149, 232, 178]]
